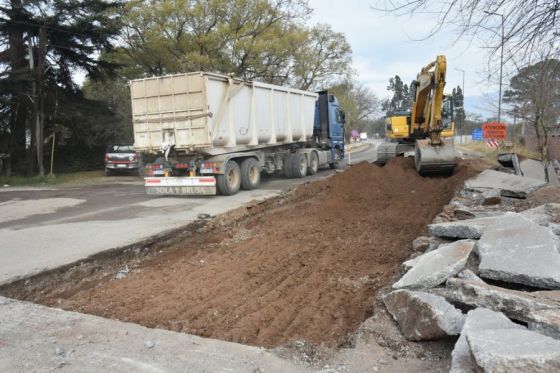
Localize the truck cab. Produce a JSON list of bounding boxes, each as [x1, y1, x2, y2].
[[313, 91, 345, 163]]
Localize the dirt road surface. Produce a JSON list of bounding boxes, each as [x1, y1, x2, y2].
[[0, 142, 380, 285], [20, 158, 483, 350]]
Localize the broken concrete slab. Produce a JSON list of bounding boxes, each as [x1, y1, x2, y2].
[[466, 328, 560, 372], [456, 269, 485, 284], [450, 308, 524, 373], [465, 169, 547, 198], [412, 236, 430, 252], [497, 152, 523, 175], [384, 289, 465, 341], [477, 212, 560, 289], [481, 189, 502, 206], [426, 236, 454, 252], [453, 207, 506, 220], [520, 203, 560, 227], [440, 278, 560, 339], [393, 240, 474, 289], [428, 216, 502, 239], [520, 158, 547, 181], [402, 255, 422, 271], [528, 309, 560, 340]]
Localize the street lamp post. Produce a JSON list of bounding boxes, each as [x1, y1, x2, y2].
[[454, 67, 465, 143], [484, 11, 505, 125]]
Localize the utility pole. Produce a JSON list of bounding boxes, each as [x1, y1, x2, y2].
[[454, 68, 465, 143], [484, 11, 505, 125]]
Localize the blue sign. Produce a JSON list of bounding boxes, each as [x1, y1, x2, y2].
[[472, 128, 483, 141]]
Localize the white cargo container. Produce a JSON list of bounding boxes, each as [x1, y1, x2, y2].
[[131, 72, 346, 196], [131, 72, 318, 154]]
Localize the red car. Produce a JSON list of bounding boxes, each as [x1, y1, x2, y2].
[[104, 145, 143, 176]]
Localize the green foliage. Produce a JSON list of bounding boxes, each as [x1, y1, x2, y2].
[[0, 0, 123, 175], [329, 79, 380, 130], [382, 75, 411, 114], [107, 0, 351, 89], [451, 85, 465, 131]]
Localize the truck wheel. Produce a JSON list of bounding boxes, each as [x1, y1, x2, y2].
[[104, 168, 112, 176], [308, 151, 319, 175], [291, 153, 307, 178], [216, 160, 241, 195], [283, 154, 294, 178], [240, 158, 260, 190]]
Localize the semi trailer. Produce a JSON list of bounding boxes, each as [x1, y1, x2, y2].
[[131, 72, 346, 196]]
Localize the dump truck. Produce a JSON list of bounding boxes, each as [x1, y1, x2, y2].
[[131, 72, 345, 196]]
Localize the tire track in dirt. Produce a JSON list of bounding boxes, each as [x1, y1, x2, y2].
[[37, 158, 486, 348]]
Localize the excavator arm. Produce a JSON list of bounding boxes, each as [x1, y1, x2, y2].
[[376, 55, 457, 175], [410, 55, 446, 144], [413, 55, 456, 174]]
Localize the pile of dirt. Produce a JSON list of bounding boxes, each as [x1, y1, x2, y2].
[[38, 158, 483, 348]]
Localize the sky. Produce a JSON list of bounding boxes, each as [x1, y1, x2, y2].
[[307, 0, 500, 117]]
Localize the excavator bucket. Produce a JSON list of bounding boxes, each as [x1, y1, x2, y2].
[[415, 138, 457, 175]]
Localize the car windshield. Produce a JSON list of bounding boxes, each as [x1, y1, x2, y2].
[[107, 145, 133, 153]]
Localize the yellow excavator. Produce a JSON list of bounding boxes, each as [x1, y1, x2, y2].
[[377, 55, 457, 175]]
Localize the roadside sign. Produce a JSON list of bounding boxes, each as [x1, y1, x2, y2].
[[482, 122, 507, 139], [486, 139, 501, 148], [472, 128, 483, 141]]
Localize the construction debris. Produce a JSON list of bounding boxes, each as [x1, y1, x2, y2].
[[442, 279, 560, 340], [466, 328, 560, 372], [383, 289, 465, 341], [520, 203, 560, 227], [456, 269, 485, 284], [465, 169, 547, 198], [476, 213, 560, 289], [450, 308, 524, 373], [428, 217, 498, 239], [392, 240, 474, 289], [386, 156, 560, 367]]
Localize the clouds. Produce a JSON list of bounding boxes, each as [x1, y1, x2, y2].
[[307, 0, 494, 100]]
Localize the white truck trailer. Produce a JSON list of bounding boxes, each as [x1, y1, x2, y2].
[[131, 72, 346, 196]]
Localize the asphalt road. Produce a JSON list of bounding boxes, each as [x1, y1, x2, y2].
[[0, 142, 379, 284]]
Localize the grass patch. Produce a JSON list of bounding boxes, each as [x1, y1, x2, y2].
[[0, 170, 105, 187], [458, 142, 541, 164]]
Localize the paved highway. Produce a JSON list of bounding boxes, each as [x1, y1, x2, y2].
[[0, 142, 379, 284]]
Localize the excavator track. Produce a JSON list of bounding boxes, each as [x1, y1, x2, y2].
[[414, 139, 457, 175], [376, 142, 414, 165]]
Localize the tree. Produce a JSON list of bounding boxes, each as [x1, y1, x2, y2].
[[503, 59, 560, 161], [0, 0, 122, 175], [378, 0, 560, 67], [382, 75, 411, 114], [329, 78, 380, 131], [451, 85, 465, 133], [107, 0, 351, 89]]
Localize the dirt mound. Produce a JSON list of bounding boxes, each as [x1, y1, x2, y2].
[[39, 158, 482, 348]]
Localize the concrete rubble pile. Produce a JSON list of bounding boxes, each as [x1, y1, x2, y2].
[[383, 159, 560, 372]]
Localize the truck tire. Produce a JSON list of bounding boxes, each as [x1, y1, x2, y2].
[[104, 168, 112, 176], [240, 158, 260, 190], [283, 154, 294, 178], [291, 153, 308, 178], [216, 160, 241, 195], [308, 151, 319, 175]]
